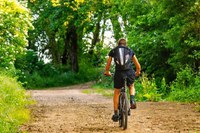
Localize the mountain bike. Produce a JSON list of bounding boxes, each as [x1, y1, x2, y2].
[[118, 77, 129, 130], [104, 73, 130, 130]]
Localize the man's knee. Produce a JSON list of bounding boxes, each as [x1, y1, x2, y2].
[[129, 84, 134, 89]]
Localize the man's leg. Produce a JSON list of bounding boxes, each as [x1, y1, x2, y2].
[[129, 84, 136, 109], [114, 88, 120, 111], [112, 88, 120, 122]]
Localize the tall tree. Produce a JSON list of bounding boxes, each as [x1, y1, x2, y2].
[[0, 0, 33, 68], [27, 0, 111, 71]]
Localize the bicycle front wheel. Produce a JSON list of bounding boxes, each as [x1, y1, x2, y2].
[[119, 93, 128, 130], [122, 93, 128, 130]]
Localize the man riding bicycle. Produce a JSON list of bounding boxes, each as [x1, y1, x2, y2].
[[104, 38, 141, 122]]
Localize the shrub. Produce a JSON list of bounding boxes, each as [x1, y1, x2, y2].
[[0, 74, 32, 132], [167, 66, 200, 102], [23, 59, 102, 89], [159, 77, 169, 98], [136, 73, 162, 102]]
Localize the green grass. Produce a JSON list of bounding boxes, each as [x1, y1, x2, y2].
[[195, 104, 200, 112], [82, 84, 113, 97], [0, 74, 33, 133]]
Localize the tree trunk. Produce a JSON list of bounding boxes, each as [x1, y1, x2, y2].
[[49, 33, 60, 64], [89, 14, 101, 55], [71, 26, 79, 72], [101, 15, 106, 45], [62, 30, 71, 65], [62, 25, 79, 72]]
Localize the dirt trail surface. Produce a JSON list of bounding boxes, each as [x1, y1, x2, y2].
[[21, 83, 200, 133]]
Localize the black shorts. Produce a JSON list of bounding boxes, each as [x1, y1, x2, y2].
[[114, 69, 135, 89]]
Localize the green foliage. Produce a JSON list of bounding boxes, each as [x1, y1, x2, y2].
[[83, 85, 113, 97], [159, 78, 168, 97], [111, 0, 200, 84], [28, 0, 105, 68], [167, 66, 200, 102], [95, 72, 113, 89], [15, 49, 49, 87], [15, 49, 38, 73], [23, 59, 101, 89], [0, 0, 33, 68], [0, 73, 32, 133], [14, 48, 102, 89], [196, 105, 200, 112], [136, 74, 162, 102]]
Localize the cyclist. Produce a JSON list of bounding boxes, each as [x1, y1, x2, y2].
[[104, 38, 141, 122]]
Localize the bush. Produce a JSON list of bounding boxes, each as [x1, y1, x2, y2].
[[15, 49, 102, 89], [135, 73, 162, 102], [167, 66, 200, 102], [0, 74, 32, 132], [23, 60, 102, 89]]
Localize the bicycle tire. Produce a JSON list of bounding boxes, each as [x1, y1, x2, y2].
[[122, 93, 128, 130], [118, 93, 128, 130]]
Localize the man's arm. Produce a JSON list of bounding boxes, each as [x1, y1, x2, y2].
[[132, 55, 141, 76], [104, 56, 112, 76]]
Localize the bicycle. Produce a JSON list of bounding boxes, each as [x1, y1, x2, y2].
[[105, 73, 130, 130], [104, 73, 130, 130], [118, 76, 130, 130]]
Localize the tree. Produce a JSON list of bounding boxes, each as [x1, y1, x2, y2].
[[27, 0, 109, 71], [0, 0, 33, 68]]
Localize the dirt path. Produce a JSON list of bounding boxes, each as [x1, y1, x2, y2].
[[21, 83, 200, 133]]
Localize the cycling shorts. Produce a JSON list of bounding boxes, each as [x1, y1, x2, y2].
[[114, 69, 135, 89]]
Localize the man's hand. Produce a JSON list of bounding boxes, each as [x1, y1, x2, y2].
[[132, 55, 141, 77], [104, 71, 112, 76], [135, 71, 141, 77]]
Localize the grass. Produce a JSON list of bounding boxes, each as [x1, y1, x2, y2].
[[0, 74, 33, 133], [195, 104, 200, 112], [82, 84, 113, 97]]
